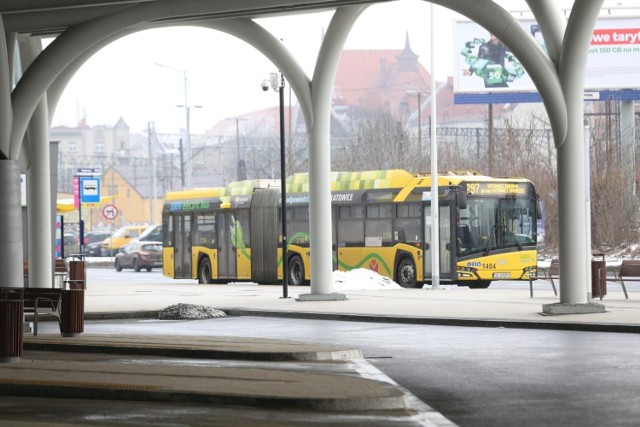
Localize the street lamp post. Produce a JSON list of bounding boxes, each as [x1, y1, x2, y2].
[[147, 121, 158, 224], [430, 3, 440, 289], [407, 90, 428, 160], [226, 118, 247, 181], [154, 62, 200, 189], [263, 72, 288, 299]]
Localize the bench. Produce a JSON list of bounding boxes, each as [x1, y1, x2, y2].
[[54, 259, 68, 287], [601, 260, 634, 299], [23, 288, 64, 336], [1, 287, 63, 336], [526, 259, 559, 298]]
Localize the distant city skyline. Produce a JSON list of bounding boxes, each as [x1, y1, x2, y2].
[[49, 1, 464, 135], [48, 0, 625, 135]]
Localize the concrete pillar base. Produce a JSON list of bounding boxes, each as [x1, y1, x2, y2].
[[296, 293, 347, 302], [61, 332, 82, 337], [541, 302, 605, 315]]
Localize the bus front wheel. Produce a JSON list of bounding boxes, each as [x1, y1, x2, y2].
[[288, 255, 306, 286], [198, 258, 213, 284], [395, 257, 418, 288], [467, 280, 491, 289]]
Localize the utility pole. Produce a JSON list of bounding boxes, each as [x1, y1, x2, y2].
[[179, 138, 185, 189]]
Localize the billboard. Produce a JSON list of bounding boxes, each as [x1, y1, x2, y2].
[[455, 17, 640, 94]]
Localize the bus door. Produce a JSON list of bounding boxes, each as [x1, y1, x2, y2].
[[216, 211, 236, 279], [423, 202, 455, 282], [173, 213, 192, 279], [332, 207, 338, 271]]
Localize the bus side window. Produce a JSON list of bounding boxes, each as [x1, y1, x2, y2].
[[194, 213, 216, 248], [395, 203, 421, 244], [338, 206, 364, 246], [458, 224, 474, 253], [163, 214, 174, 246]]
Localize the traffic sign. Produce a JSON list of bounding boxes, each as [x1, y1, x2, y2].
[[80, 177, 100, 204], [76, 167, 101, 176], [102, 204, 118, 220]]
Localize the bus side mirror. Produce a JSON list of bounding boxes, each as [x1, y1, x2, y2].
[[459, 190, 467, 210], [536, 198, 543, 220]]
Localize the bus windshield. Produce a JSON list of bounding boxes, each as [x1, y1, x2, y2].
[[458, 196, 536, 256]]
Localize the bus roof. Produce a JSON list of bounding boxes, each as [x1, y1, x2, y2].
[[164, 187, 226, 201], [164, 170, 534, 209], [287, 169, 414, 193]]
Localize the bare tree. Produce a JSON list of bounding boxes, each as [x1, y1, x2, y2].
[[333, 109, 418, 171]]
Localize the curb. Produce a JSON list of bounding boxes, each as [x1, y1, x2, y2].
[[24, 335, 363, 362], [0, 358, 407, 412], [220, 308, 640, 333], [81, 308, 640, 334]]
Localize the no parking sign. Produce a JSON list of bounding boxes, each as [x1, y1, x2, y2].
[[102, 204, 118, 220]]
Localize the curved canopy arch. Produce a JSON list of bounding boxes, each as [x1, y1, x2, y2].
[[46, 19, 314, 135], [12, 0, 321, 159]]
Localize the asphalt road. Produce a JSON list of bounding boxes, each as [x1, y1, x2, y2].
[[36, 303, 640, 427], [86, 264, 640, 292]]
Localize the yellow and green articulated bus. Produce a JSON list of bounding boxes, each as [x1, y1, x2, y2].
[[162, 169, 540, 288]]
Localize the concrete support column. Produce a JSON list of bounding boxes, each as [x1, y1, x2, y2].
[[0, 20, 23, 288], [0, 160, 24, 287], [543, 0, 605, 314], [26, 101, 53, 287], [19, 36, 53, 288], [298, 6, 367, 301], [556, 118, 589, 304], [0, 17, 11, 156]]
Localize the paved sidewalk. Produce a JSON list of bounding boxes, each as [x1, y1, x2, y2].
[[84, 281, 640, 332]]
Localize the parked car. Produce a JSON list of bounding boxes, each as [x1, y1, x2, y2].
[[136, 224, 162, 242], [83, 231, 112, 257], [101, 225, 149, 257], [117, 224, 164, 256], [114, 241, 163, 272]]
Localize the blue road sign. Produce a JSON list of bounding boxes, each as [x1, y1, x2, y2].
[[80, 177, 100, 203]]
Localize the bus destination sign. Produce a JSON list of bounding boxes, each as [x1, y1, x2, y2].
[[466, 182, 528, 196]]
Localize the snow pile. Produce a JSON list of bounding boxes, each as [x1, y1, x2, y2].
[[158, 303, 227, 320], [332, 268, 402, 291]]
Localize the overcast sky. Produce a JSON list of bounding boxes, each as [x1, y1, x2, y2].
[[48, 1, 467, 134], [47, 0, 631, 135]]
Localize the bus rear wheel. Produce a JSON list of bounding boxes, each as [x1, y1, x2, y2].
[[288, 255, 306, 286], [395, 257, 418, 288], [198, 258, 213, 284]]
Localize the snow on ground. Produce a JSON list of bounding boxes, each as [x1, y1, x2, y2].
[[332, 268, 402, 290], [85, 257, 402, 290]]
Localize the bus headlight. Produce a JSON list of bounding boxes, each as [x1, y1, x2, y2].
[[457, 266, 477, 278]]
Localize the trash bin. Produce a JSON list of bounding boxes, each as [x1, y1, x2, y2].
[[61, 289, 84, 337], [67, 258, 86, 288], [591, 252, 606, 299], [61, 258, 85, 336], [0, 290, 23, 362]]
